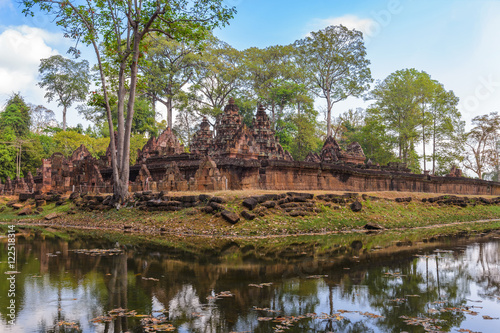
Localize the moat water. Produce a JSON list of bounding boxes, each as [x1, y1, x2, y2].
[[1, 230, 500, 332]]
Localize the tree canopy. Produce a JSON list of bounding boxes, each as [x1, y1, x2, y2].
[[295, 25, 372, 137], [38, 55, 91, 131], [22, 0, 236, 206]]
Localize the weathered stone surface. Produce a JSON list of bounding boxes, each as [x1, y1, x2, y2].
[[241, 210, 256, 220], [364, 222, 384, 230], [199, 194, 212, 203], [255, 194, 279, 203], [35, 200, 46, 207], [17, 206, 32, 215], [221, 209, 240, 224], [210, 196, 226, 204], [289, 210, 306, 217], [253, 105, 292, 160], [321, 136, 341, 163], [287, 192, 314, 200], [136, 127, 184, 163], [202, 206, 214, 214], [12, 203, 23, 209], [395, 197, 412, 203], [304, 152, 321, 163], [5, 96, 500, 198], [45, 213, 61, 221], [209, 202, 225, 211], [69, 192, 80, 200], [18, 192, 35, 201], [6, 200, 17, 207], [242, 197, 258, 210], [350, 201, 362, 212], [177, 195, 199, 203], [447, 165, 463, 177], [190, 117, 213, 155], [261, 201, 276, 208]]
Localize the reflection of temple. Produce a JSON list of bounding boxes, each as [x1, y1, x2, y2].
[[4, 233, 499, 332], [2, 98, 499, 196]]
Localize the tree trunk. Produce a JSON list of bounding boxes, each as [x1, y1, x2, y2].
[[326, 95, 332, 137], [114, 30, 142, 205], [422, 106, 426, 172], [271, 102, 276, 130], [432, 118, 436, 175], [167, 96, 173, 129], [62, 105, 67, 131]]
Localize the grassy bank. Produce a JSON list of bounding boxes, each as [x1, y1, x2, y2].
[[1, 191, 500, 237]]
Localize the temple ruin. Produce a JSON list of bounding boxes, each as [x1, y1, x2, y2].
[[1, 98, 499, 196]]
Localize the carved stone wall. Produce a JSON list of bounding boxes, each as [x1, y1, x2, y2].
[[5, 99, 500, 197]]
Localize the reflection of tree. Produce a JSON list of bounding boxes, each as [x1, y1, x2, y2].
[[105, 253, 128, 333], [2, 232, 500, 332]]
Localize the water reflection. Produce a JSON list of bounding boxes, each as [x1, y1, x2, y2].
[[0, 231, 499, 332]]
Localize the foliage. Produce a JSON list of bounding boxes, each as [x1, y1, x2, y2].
[[38, 55, 91, 131], [140, 36, 199, 128], [343, 112, 397, 166], [368, 69, 462, 173], [287, 109, 324, 160], [52, 130, 109, 158], [243, 44, 298, 126], [30, 104, 57, 134], [173, 107, 200, 149], [129, 134, 149, 165], [295, 25, 372, 137], [186, 36, 243, 121], [0, 128, 17, 181], [79, 95, 160, 137], [22, 0, 236, 205], [0, 93, 31, 137], [463, 112, 500, 179]]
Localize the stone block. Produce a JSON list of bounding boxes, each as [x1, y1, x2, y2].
[[18, 193, 35, 201], [17, 206, 32, 216], [261, 201, 276, 208], [242, 197, 258, 210], [241, 210, 256, 220], [350, 201, 362, 212], [210, 196, 226, 204], [221, 210, 240, 224], [209, 202, 225, 211]]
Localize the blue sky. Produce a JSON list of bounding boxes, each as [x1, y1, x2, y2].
[[0, 0, 499, 128]]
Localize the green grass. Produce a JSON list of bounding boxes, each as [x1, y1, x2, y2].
[[1, 194, 500, 238]]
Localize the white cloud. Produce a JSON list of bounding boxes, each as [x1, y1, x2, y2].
[[306, 15, 376, 37], [0, 0, 12, 9], [0, 25, 59, 102]]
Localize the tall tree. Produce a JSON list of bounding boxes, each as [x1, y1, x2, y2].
[[463, 112, 500, 179], [186, 36, 243, 122], [30, 104, 56, 134], [243, 44, 296, 127], [343, 110, 397, 166], [295, 25, 372, 137], [269, 80, 310, 132], [23, 0, 235, 206], [0, 128, 17, 181], [0, 93, 31, 137], [140, 36, 198, 128], [427, 85, 462, 175], [38, 55, 90, 131], [368, 69, 423, 170], [369, 69, 462, 173]]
